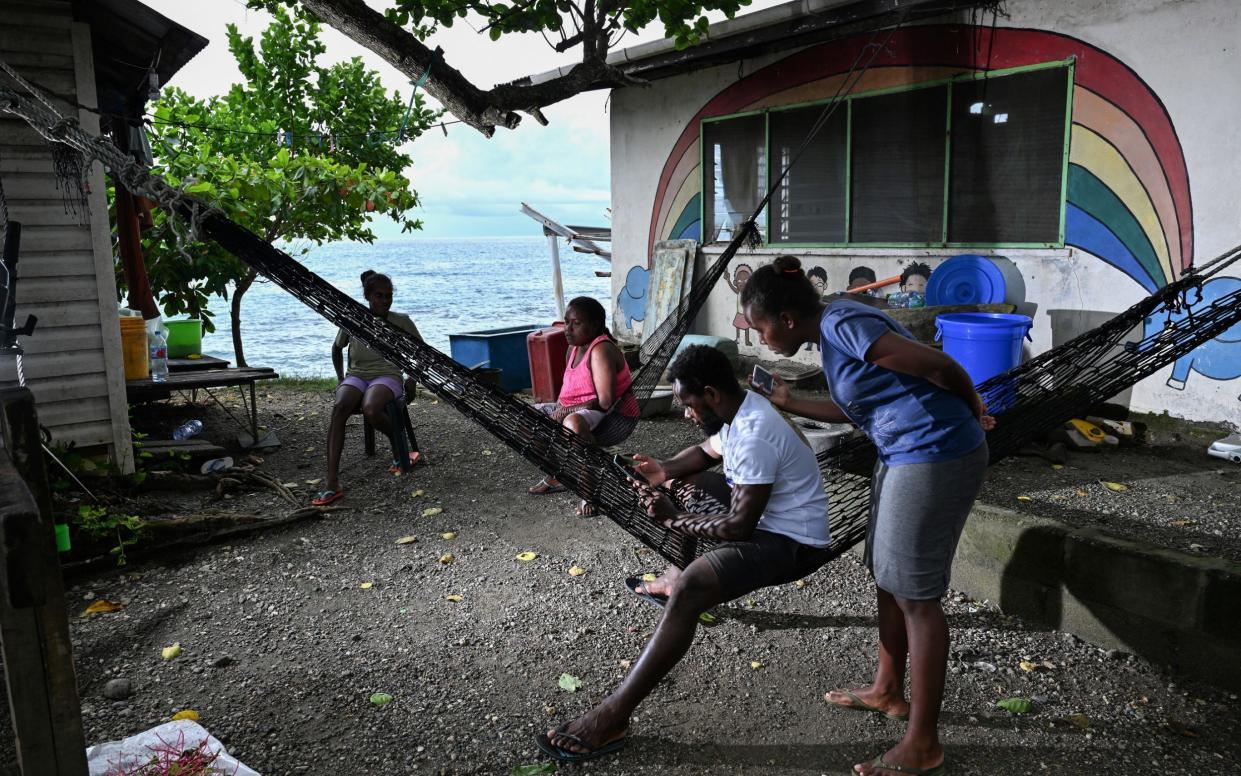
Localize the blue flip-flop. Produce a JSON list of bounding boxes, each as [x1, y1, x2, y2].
[[534, 726, 627, 763]]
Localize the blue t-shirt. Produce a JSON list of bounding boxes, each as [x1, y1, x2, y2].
[[819, 300, 984, 465]]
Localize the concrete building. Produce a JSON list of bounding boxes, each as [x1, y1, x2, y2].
[[546, 0, 1240, 427]]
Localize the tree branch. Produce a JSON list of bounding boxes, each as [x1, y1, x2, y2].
[[298, 0, 642, 136]]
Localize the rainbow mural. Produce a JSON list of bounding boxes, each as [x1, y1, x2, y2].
[[647, 25, 1193, 293]]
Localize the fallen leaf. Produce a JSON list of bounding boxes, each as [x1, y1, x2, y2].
[[440, 531, 457, 540], [997, 697, 1035, 714], [793, 579, 807, 589], [305, 478, 322, 486], [750, 661, 764, 670], [568, 566, 587, 577], [1051, 464, 1064, 470], [83, 599, 124, 616], [370, 692, 394, 706], [445, 594, 463, 603], [395, 535, 418, 545], [1017, 495, 1032, 502], [1075, 489, 1089, 497], [303, 446, 316, 453], [439, 553, 454, 565], [558, 673, 582, 692], [1170, 519, 1196, 527], [1100, 481, 1128, 492], [698, 612, 717, 625], [360, 582, 373, 590], [1019, 660, 1038, 672], [511, 763, 557, 776], [412, 489, 426, 498], [640, 573, 657, 582], [483, 449, 494, 456], [619, 659, 632, 669], [422, 507, 443, 517], [516, 551, 538, 561], [1067, 713, 1090, 729], [170, 710, 199, 722], [161, 643, 182, 661], [281, 482, 299, 489]]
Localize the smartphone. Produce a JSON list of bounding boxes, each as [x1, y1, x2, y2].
[[612, 453, 649, 485], [751, 364, 775, 395]]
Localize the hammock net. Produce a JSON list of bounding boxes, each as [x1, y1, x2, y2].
[[3, 62, 1240, 571]]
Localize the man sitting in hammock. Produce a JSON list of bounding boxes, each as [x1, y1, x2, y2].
[[537, 344, 832, 762]]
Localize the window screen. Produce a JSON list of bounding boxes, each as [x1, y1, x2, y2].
[[850, 86, 948, 243], [703, 116, 767, 242], [769, 105, 847, 243], [948, 67, 1069, 243]]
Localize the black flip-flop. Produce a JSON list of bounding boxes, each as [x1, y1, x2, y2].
[[534, 727, 627, 763], [624, 576, 668, 609]]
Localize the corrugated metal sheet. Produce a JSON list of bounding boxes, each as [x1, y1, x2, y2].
[[1, 0, 132, 465]]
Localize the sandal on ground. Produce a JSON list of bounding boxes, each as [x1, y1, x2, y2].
[[388, 451, 423, 474], [624, 576, 668, 609], [528, 477, 567, 495], [856, 756, 945, 775], [311, 489, 344, 506], [534, 727, 627, 763], [825, 690, 909, 722]]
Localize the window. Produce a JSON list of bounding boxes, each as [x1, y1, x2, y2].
[[703, 115, 767, 242], [699, 62, 1072, 247]]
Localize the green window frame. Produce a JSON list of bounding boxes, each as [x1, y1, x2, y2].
[[698, 59, 1076, 249]]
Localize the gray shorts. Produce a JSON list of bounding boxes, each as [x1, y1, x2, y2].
[[864, 442, 988, 600]]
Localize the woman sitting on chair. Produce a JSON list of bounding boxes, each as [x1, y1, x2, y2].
[[312, 270, 422, 506], [528, 296, 640, 515]]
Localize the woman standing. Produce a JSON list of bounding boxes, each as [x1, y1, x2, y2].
[[312, 270, 422, 506], [741, 255, 993, 776]]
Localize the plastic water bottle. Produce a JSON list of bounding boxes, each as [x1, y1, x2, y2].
[[172, 420, 203, 441], [149, 328, 169, 383], [907, 291, 925, 309]]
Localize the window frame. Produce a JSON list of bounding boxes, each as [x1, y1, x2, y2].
[[698, 59, 1076, 249]]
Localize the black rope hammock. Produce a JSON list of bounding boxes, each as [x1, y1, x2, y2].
[[4, 59, 1241, 572]]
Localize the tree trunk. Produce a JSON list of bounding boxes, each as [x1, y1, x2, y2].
[[230, 267, 258, 368]]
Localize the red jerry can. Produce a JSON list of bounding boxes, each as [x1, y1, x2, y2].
[[527, 322, 568, 403]]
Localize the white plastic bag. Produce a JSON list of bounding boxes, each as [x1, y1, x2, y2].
[[85, 720, 260, 776]]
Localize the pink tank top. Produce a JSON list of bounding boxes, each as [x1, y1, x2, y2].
[[558, 334, 639, 417]]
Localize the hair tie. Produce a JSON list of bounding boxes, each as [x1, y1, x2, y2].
[[782, 267, 801, 274]]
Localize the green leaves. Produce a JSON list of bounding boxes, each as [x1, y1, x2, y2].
[[511, 764, 556, 776], [557, 673, 582, 692], [996, 697, 1035, 714]]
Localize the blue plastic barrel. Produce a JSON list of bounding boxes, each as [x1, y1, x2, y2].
[[935, 313, 1033, 385]]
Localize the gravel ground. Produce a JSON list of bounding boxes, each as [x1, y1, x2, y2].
[[1, 384, 1239, 775]]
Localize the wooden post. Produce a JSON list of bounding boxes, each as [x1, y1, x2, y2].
[[0, 387, 88, 775], [547, 234, 565, 320]]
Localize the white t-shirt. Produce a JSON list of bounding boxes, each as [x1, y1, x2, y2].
[[709, 391, 831, 547]]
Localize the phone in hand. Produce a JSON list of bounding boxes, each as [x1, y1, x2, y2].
[[612, 453, 650, 485], [751, 364, 775, 395]]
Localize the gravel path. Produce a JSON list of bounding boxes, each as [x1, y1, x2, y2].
[[1, 386, 1238, 775]]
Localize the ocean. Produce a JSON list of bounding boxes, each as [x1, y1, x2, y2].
[[200, 236, 612, 377]]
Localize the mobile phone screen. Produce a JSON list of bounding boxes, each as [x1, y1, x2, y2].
[[613, 454, 649, 485], [751, 365, 774, 395]]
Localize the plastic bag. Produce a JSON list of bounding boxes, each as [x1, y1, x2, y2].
[[85, 720, 260, 776]]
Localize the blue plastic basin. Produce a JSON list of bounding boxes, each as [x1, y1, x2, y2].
[[449, 324, 546, 392]]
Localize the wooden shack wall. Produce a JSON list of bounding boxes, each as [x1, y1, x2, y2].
[[0, 0, 134, 472]]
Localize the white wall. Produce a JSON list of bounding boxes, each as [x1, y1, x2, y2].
[[608, 0, 1241, 428]]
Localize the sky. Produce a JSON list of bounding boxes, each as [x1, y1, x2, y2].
[[140, 0, 779, 240]]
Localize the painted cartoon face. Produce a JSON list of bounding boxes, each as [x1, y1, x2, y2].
[[902, 273, 929, 294], [735, 268, 751, 288], [810, 276, 826, 294], [365, 278, 394, 315], [744, 304, 803, 358]]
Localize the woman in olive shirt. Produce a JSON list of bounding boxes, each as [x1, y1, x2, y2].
[[312, 270, 422, 505]]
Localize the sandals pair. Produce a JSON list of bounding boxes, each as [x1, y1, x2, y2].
[[534, 726, 627, 763]]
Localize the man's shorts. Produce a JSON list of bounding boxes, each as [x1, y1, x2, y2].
[[668, 471, 833, 602]]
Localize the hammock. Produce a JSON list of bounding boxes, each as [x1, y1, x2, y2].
[[4, 71, 1240, 572]]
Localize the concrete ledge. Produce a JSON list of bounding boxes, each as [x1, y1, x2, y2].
[[951, 503, 1241, 691]]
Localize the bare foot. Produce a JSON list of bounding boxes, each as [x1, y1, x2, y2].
[[853, 740, 944, 774], [546, 703, 629, 755], [575, 500, 598, 517], [824, 685, 909, 720], [635, 565, 682, 598]]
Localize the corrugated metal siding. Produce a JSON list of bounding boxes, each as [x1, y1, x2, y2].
[[1, 0, 133, 469]]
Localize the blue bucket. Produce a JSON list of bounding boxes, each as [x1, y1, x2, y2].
[[935, 313, 1033, 386]]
